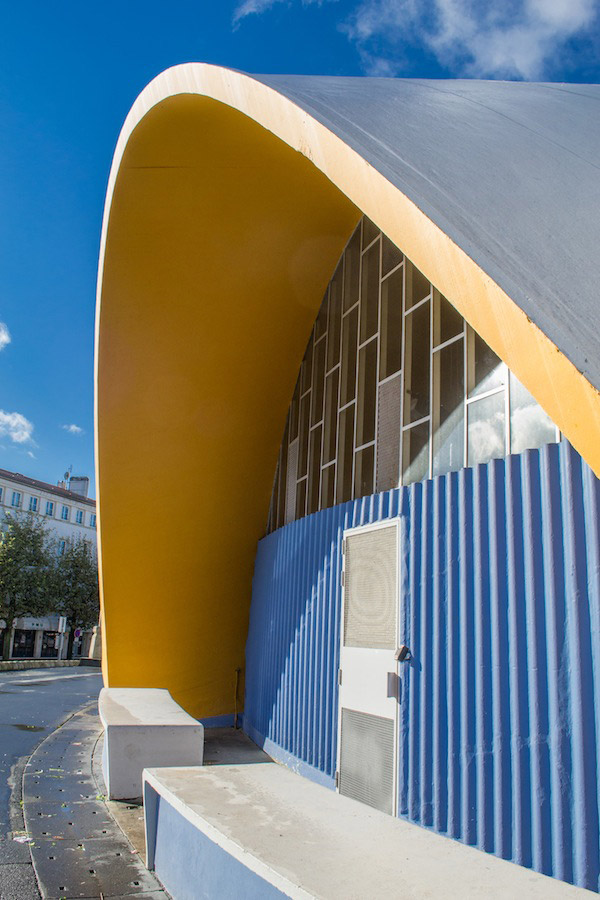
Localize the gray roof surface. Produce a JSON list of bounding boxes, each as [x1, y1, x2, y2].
[[256, 76, 600, 391]]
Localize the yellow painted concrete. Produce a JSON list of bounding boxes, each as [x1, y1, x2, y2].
[[96, 93, 359, 715], [96, 65, 600, 717]]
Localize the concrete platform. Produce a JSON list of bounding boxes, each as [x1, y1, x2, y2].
[[99, 687, 204, 800], [144, 762, 594, 900]]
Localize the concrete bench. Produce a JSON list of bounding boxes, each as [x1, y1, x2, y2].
[[99, 687, 204, 800], [143, 762, 591, 900]]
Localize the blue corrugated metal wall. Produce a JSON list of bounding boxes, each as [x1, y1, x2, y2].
[[244, 441, 600, 891]]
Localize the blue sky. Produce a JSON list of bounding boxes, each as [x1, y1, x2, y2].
[[1, 0, 599, 497]]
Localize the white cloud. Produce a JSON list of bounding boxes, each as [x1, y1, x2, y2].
[[234, 0, 284, 22], [0, 323, 11, 352], [343, 0, 598, 78], [233, 0, 335, 25], [62, 424, 84, 435], [0, 410, 34, 444], [27, 450, 36, 459]]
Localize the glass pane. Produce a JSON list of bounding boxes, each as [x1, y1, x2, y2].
[[340, 306, 358, 406], [403, 300, 430, 424], [336, 405, 355, 504], [321, 464, 336, 509], [295, 478, 307, 520], [469, 330, 504, 397], [327, 263, 343, 370], [268, 465, 278, 533], [298, 393, 311, 478], [289, 379, 300, 442], [276, 438, 288, 530], [382, 235, 403, 276], [315, 289, 328, 340], [311, 338, 326, 427], [402, 421, 430, 485], [362, 216, 379, 248], [354, 445, 375, 498], [510, 372, 557, 454], [467, 391, 505, 466], [376, 374, 401, 492], [380, 268, 403, 379], [323, 369, 339, 465], [406, 262, 430, 310], [434, 294, 463, 347], [356, 339, 377, 446], [301, 335, 313, 394], [433, 339, 464, 477], [308, 426, 322, 514], [343, 228, 360, 312], [360, 241, 380, 344]]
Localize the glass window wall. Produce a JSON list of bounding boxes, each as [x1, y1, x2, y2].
[[266, 216, 560, 532]]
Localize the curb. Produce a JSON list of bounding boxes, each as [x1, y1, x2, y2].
[[0, 659, 100, 673]]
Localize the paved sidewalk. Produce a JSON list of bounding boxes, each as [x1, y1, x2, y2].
[[21, 703, 166, 899]]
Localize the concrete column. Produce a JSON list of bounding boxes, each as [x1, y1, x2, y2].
[[33, 630, 44, 658], [88, 625, 102, 660]]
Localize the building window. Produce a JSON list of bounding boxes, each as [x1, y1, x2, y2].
[[267, 215, 560, 532], [0, 487, 3, 503], [61, 505, 69, 521], [75, 510, 83, 524], [11, 491, 21, 508], [46, 501, 54, 517], [90, 513, 96, 527], [29, 496, 39, 512], [58, 540, 66, 556]]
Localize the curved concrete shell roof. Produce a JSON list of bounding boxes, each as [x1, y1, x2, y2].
[[96, 64, 600, 715], [256, 76, 600, 394]]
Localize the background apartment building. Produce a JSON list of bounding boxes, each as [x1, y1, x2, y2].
[[0, 468, 97, 660]]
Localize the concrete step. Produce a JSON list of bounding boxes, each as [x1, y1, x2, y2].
[[144, 761, 593, 900]]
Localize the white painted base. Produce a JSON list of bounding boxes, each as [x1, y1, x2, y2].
[[99, 687, 204, 800]]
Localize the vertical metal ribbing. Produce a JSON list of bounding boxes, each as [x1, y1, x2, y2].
[[540, 442, 573, 884], [459, 465, 476, 845], [244, 440, 599, 891], [445, 470, 461, 840], [314, 509, 326, 772], [419, 479, 434, 827], [506, 453, 532, 868], [476, 463, 495, 853], [397, 487, 410, 817], [432, 474, 448, 835], [522, 450, 552, 876], [582, 457, 600, 896], [407, 483, 422, 822], [560, 445, 600, 889], [488, 457, 511, 860]]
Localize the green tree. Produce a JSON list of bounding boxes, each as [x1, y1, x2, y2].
[[0, 514, 53, 660], [53, 536, 99, 659]]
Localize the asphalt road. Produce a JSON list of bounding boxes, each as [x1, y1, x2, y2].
[[0, 668, 103, 838]]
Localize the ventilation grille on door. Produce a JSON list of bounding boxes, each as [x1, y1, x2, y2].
[[339, 708, 395, 814], [344, 525, 397, 649]]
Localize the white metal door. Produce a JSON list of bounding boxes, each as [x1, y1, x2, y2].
[[337, 520, 400, 815]]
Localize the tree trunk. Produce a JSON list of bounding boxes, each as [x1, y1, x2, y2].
[[66, 627, 75, 660], [2, 618, 14, 660]]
